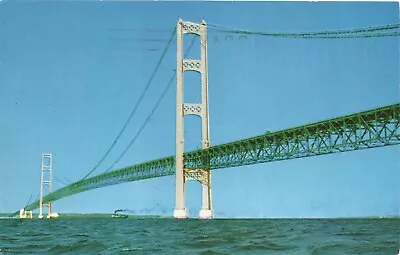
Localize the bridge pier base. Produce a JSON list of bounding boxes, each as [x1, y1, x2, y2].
[[199, 209, 213, 219], [173, 208, 189, 219]]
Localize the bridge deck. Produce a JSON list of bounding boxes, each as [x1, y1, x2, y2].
[[22, 103, 399, 212]]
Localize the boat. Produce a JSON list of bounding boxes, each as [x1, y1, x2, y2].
[[112, 210, 128, 219]]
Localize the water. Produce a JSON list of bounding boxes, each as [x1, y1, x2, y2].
[[0, 216, 399, 254]]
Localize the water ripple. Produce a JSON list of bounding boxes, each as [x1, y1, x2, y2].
[[0, 218, 398, 254]]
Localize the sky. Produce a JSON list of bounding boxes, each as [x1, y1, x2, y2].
[[0, 1, 399, 218]]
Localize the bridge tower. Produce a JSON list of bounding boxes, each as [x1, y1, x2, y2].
[[174, 19, 213, 219], [39, 153, 53, 219]]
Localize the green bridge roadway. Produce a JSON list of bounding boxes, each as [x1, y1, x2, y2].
[[21, 103, 400, 212]]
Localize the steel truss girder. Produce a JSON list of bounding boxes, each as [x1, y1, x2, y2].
[[184, 103, 400, 170], [24, 157, 175, 211], [21, 103, 399, 212]]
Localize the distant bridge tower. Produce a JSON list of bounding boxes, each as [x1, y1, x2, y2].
[[174, 19, 213, 219], [39, 153, 53, 219]]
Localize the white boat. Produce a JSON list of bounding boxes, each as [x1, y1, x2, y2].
[[112, 210, 128, 219]]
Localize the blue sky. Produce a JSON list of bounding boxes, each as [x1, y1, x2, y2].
[[0, 1, 399, 218]]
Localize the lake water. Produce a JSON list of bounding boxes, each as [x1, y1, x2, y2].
[[0, 216, 399, 254]]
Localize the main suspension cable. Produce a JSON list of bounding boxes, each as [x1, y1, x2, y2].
[[81, 27, 177, 180], [208, 23, 400, 38]]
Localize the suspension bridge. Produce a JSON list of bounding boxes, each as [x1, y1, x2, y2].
[[14, 19, 400, 219]]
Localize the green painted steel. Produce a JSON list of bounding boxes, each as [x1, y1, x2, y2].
[[185, 103, 400, 170], [21, 103, 400, 213]]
